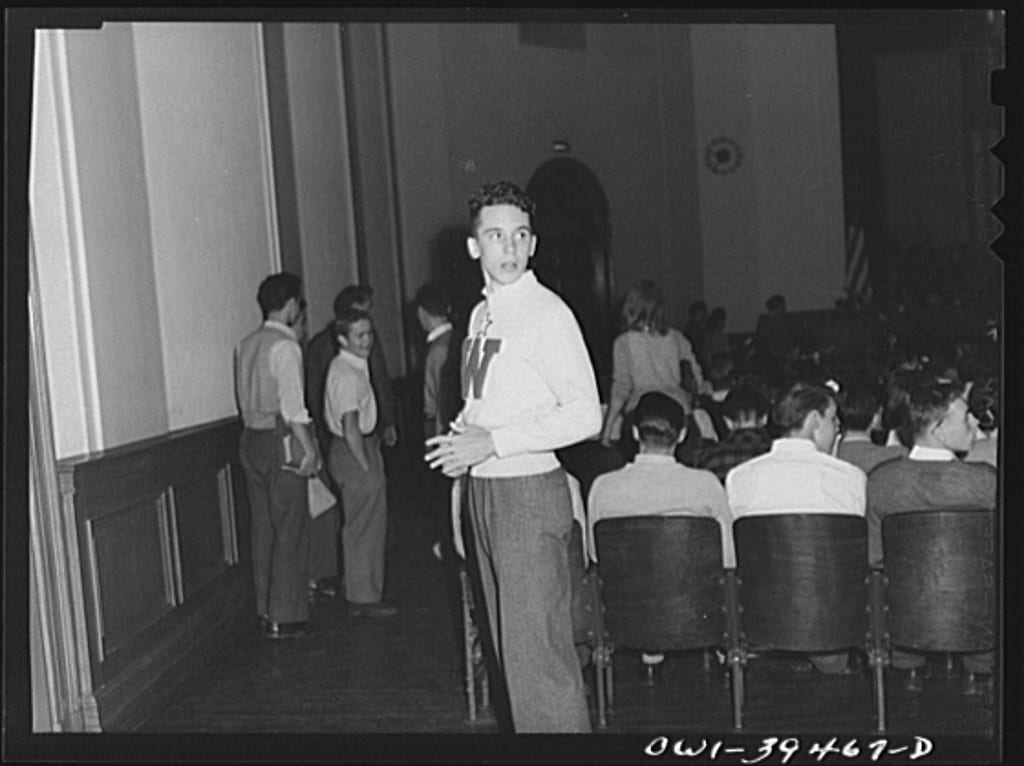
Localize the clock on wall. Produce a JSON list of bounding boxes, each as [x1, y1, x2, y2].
[[704, 136, 743, 175]]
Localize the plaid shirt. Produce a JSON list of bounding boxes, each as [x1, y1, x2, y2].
[[696, 427, 773, 484]]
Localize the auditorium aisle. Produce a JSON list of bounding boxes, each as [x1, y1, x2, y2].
[[140, 445, 998, 746]]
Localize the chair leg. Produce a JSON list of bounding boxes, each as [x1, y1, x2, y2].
[[481, 665, 490, 709], [607, 656, 615, 708], [703, 648, 712, 671], [873, 660, 887, 733], [595, 644, 608, 727], [729, 656, 745, 730], [643, 663, 656, 687], [459, 568, 477, 722], [945, 653, 957, 677]]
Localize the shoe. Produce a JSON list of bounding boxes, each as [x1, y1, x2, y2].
[[264, 620, 312, 639], [309, 578, 339, 599], [347, 601, 398, 619]]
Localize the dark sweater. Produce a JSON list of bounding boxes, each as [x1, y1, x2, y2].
[[866, 457, 997, 567]]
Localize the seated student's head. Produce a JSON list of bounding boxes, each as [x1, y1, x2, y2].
[[838, 380, 885, 435], [722, 385, 768, 432], [772, 382, 840, 454], [631, 392, 687, 454], [415, 284, 452, 332], [334, 285, 374, 318], [334, 309, 374, 359], [907, 378, 979, 453]]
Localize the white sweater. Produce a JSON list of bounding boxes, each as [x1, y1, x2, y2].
[[459, 271, 601, 478]]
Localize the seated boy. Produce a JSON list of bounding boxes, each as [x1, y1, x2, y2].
[[835, 380, 907, 475], [589, 391, 734, 568]]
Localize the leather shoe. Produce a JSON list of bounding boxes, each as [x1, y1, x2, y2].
[[347, 601, 398, 619], [264, 620, 312, 639]]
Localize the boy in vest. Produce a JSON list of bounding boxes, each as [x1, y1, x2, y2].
[[425, 181, 601, 732], [235, 272, 320, 639]]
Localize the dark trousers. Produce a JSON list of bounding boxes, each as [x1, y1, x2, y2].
[[468, 469, 591, 733], [239, 428, 310, 624]]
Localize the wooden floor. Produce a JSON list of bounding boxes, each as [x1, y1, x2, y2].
[[137, 446, 1003, 761]]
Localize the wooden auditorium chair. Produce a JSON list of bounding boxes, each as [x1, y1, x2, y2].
[[725, 513, 887, 732], [592, 515, 728, 728], [879, 508, 998, 705]]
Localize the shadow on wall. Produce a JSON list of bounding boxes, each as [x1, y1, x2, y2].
[[403, 224, 479, 373], [429, 224, 481, 335]]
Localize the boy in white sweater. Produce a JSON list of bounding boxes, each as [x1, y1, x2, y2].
[[425, 180, 601, 732]]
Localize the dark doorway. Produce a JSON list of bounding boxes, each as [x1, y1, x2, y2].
[[526, 158, 613, 386]]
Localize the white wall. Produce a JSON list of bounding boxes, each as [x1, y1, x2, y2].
[[385, 22, 707, 331], [691, 24, 846, 331], [31, 23, 281, 457], [32, 31, 94, 459], [749, 25, 846, 316], [133, 23, 280, 430]]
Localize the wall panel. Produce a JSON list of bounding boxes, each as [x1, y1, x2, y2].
[[173, 474, 231, 599], [88, 498, 173, 655], [58, 419, 251, 730]]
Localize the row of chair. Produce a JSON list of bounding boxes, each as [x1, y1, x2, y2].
[[458, 509, 997, 733], [593, 509, 997, 732]]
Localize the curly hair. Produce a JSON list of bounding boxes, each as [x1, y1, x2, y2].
[[468, 180, 535, 232]]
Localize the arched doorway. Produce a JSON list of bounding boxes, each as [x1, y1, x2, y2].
[[526, 158, 613, 385]]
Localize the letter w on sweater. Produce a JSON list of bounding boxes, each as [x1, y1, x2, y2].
[[462, 337, 502, 400]]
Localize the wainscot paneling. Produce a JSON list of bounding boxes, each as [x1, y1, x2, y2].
[[56, 417, 252, 731]]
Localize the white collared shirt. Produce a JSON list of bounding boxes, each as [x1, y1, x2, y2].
[[726, 437, 867, 518], [908, 444, 957, 461], [324, 349, 378, 437]]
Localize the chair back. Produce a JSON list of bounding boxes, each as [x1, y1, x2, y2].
[[882, 509, 996, 652], [734, 513, 868, 652], [569, 519, 601, 646], [595, 515, 725, 651]]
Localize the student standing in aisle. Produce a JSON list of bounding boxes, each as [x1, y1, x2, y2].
[[426, 180, 601, 732]]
